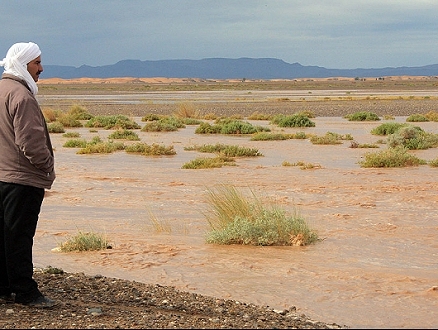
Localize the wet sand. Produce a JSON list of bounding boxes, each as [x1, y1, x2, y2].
[[32, 79, 438, 328]]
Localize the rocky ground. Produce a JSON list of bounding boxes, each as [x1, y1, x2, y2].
[[0, 268, 346, 329], [52, 99, 438, 119]]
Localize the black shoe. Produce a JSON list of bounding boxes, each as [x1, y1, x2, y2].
[[24, 295, 55, 308], [0, 294, 14, 304]]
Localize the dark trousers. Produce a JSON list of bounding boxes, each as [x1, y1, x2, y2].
[[0, 181, 44, 303]]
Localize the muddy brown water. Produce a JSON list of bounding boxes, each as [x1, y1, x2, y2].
[[33, 115, 437, 329]]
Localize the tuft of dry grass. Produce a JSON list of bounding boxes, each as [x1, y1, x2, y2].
[[204, 185, 318, 246], [59, 231, 111, 252]]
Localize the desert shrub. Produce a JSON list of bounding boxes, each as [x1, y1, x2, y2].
[[196, 119, 269, 135], [195, 122, 222, 134], [293, 131, 308, 139], [59, 231, 110, 252], [371, 122, 408, 136], [358, 147, 425, 168], [406, 114, 429, 122], [125, 142, 176, 156], [349, 141, 379, 148], [57, 115, 83, 128], [202, 112, 218, 120], [250, 132, 291, 141], [141, 113, 163, 122], [185, 144, 262, 157], [141, 121, 179, 132], [296, 110, 315, 118], [220, 119, 268, 134], [429, 158, 438, 167], [425, 110, 438, 122], [47, 121, 65, 133], [174, 102, 200, 118], [160, 116, 186, 128], [62, 132, 80, 138], [85, 115, 140, 129], [42, 107, 59, 122], [344, 111, 380, 121], [204, 185, 318, 246], [77, 140, 125, 154], [67, 105, 93, 120], [108, 129, 140, 140], [63, 139, 87, 148], [247, 111, 273, 120], [271, 114, 315, 127], [387, 126, 438, 150], [141, 116, 186, 132], [282, 161, 322, 169], [182, 156, 235, 169], [309, 132, 350, 145], [181, 117, 202, 125]]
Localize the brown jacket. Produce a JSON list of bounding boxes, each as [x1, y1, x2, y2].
[[0, 73, 55, 189]]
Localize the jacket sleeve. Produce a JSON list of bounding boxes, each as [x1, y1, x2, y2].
[[13, 96, 55, 174]]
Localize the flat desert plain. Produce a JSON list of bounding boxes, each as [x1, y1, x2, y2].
[[28, 77, 438, 328]]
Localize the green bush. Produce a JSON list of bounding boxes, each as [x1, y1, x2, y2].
[[182, 156, 235, 169], [250, 132, 291, 141], [195, 119, 269, 135], [371, 122, 408, 136], [406, 114, 429, 122], [59, 231, 110, 252], [159, 116, 186, 128], [219, 120, 268, 134], [185, 143, 262, 157], [47, 121, 65, 133], [58, 115, 83, 128], [344, 111, 380, 121], [62, 132, 80, 138], [359, 147, 425, 168], [271, 114, 315, 127], [108, 129, 140, 140], [387, 126, 438, 150], [181, 117, 202, 125], [63, 139, 87, 148], [77, 141, 125, 154], [204, 185, 318, 246], [125, 142, 176, 155], [309, 132, 350, 145], [141, 121, 179, 132], [141, 113, 164, 122], [85, 115, 140, 129], [195, 122, 222, 134]]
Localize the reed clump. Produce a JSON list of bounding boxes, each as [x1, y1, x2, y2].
[[204, 185, 318, 246]]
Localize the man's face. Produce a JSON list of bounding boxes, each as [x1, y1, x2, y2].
[[27, 56, 43, 82]]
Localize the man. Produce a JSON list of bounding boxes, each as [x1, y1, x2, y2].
[[0, 42, 56, 308]]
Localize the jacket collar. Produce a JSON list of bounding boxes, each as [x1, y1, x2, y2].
[[1, 73, 32, 92]]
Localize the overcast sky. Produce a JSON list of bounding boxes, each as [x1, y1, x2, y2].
[[1, 0, 437, 69]]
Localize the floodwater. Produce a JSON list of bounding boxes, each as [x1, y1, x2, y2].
[[33, 115, 437, 328]]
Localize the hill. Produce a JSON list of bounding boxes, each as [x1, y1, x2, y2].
[[43, 57, 438, 79]]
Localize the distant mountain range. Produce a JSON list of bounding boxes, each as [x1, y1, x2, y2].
[[43, 57, 438, 79]]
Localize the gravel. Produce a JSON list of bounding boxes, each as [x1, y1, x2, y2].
[[0, 269, 346, 329], [41, 99, 438, 118]]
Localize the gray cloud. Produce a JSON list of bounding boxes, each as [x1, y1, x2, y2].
[[1, 0, 437, 69]]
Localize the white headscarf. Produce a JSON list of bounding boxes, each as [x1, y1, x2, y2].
[[0, 42, 41, 95]]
